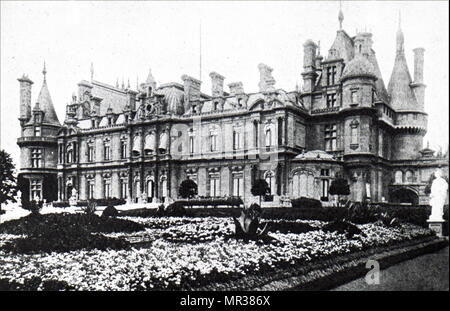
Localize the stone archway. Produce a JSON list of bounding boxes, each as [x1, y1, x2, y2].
[[390, 188, 419, 205]]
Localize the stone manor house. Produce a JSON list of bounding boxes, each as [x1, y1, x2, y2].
[[17, 11, 448, 207]]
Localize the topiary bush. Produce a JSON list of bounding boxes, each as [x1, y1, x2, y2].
[[164, 202, 187, 217], [291, 197, 322, 209], [102, 205, 119, 218]]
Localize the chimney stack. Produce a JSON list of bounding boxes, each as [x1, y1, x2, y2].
[[258, 63, 276, 92], [413, 48, 425, 83], [228, 82, 244, 96], [209, 72, 225, 97], [18, 75, 33, 125], [411, 47, 426, 110], [182, 75, 202, 110]]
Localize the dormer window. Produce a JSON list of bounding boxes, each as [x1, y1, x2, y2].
[[35, 115, 41, 123], [91, 119, 96, 128], [108, 117, 112, 126], [326, 66, 337, 85], [192, 105, 197, 114]]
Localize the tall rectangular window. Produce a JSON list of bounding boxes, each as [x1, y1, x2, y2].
[[210, 134, 217, 152], [87, 180, 95, 199], [120, 180, 128, 199], [31, 148, 42, 168], [209, 177, 219, 197], [34, 126, 41, 137], [233, 131, 241, 150], [326, 93, 337, 108], [58, 145, 64, 164], [87, 145, 94, 162], [120, 141, 127, 159], [104, 144, 111, 161], [104, 180, 111, 198], [327, 66, 337, 85], [324, 124, 337, 151], [321, 179, 329, 199], [189, 136, 194, 154], [232, 174, 243, 197]]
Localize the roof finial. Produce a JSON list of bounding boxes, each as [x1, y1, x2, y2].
[[136, 75, 139, 90], [317, 40, 321, 55], [127, 78, 130, 89], [338, 0, 344, 30], [42, 61, 47, 81], [90, 62, 94, 82], [396, 10, 404, 55], [116, 78, 119, 88]]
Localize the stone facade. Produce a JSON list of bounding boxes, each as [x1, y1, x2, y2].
[[17, 12, 448, 207]]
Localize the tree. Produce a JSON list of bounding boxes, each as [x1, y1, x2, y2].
[[329, 177, 350, 208], [178, 179, 198, 199], [251, 179, 270, 205], [0, 150, 18, 221]]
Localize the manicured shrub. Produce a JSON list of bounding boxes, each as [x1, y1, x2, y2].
[[0, 213, 145, 235], [291, 197, 322, 209], [179, 179, 198, 199], [102, 205, 119, 218], [164, 202, 187, 217], [2, 229, 130, 254]]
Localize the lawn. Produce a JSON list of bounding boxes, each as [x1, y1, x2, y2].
[[0, 211, 435, 291]]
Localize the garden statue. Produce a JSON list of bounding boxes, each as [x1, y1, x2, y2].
[[69, 188, 78, 206], [429, 169, 448, 221]]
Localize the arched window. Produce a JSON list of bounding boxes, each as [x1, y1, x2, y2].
[[132, 136, 141, 156], [292, 171, 315, 198], [394, 170, 403, 184], [159, 131, 168, 153], [405, 170, 414, 183], [144, 132, 156, 154], [66, 144, 73, 163]]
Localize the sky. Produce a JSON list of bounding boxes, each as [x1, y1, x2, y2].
[[1, 0, 448, 167]]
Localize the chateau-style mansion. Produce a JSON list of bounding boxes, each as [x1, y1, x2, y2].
[[17, 11, 448, 207]]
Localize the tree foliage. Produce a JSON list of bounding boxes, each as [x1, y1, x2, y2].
[[178, 179, 198, 199], [0, 150, 18, 206], [251, 179, 270, 205], [329, 178, 350, 196], [329, 177, 350, 208]]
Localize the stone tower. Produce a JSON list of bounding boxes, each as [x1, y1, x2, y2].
[[17, 63, 61, 205], [388, 18, 427, 159]]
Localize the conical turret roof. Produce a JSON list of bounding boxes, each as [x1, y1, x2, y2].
[[36, 66, 61, 125], [387, 18, 418, 110]]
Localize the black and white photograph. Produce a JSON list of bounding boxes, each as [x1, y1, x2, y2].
[[0, 0, 448, 297]]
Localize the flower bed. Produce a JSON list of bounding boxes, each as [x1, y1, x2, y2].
[[0, 215, 434, 290]]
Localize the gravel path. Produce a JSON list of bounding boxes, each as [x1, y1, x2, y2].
[[332, 246, 449, 291]]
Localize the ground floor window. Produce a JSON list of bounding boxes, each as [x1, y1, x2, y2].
[[209, 176, 219, 197], [104, 179, 111, 198], [30, 179, 42, 201], [321, 179, 329, 200], [120, 180, 128, 199], [87, 180, 95, 199], [232, 174, 244, 197]]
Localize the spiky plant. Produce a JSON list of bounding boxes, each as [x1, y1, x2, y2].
[[233, 203, 269, 239]]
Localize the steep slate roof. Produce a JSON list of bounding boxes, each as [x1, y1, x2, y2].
[[29, 77, 61, 126], [328, 30, 354, 62], [387, 26, 418, 110], [368, 50, 389, 103], [91, 80, 130, 115]]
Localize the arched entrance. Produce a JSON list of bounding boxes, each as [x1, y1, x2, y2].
[[390, 188, 419, 205]]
